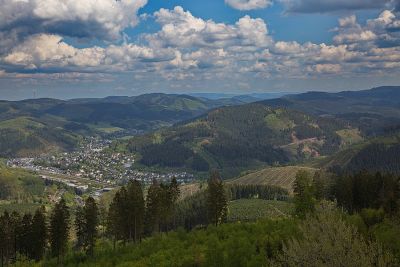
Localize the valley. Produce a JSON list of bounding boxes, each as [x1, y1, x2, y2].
[[2, 2, 400, 265], [1, 86, 400, 266]]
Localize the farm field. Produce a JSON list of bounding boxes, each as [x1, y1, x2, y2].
[[227, 199, 293, 222], [229, 166, 318, 193]]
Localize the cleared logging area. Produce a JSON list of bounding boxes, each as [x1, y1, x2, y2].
[[229, 166, 318, 194]]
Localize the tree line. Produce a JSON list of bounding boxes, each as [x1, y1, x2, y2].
[[291, 170, 400, 218], [0, 172, 228, 265], [228, 184, 289, 201]]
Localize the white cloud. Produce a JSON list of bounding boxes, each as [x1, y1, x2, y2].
[[1, 6, 400, 83], [225, 0, 272, 10], [0, 0, 147, 41], [148, 7, 271, 49], [3, 34, 175, 72], [311, 64, 342, 74]]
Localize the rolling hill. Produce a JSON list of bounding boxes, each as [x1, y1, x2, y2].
[[0, 94, 245, 157], [263, 86, 400, 135], [126, 103, 357, 177], [0, 161, 45, 201], [318, 132, 400, 175]]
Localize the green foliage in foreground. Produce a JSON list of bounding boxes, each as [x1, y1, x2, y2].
[[227, 199, 293, 222], [20, 207, 397, 267], [39, 219, 300, 267]]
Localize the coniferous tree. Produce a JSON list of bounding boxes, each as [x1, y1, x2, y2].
[[98, 197, 108, 239], [30, 206, 47, 262], [83, 196, 99, 256], [126, 180, 145, 243], [169, 177, 180, 204], [145, 180, 162, 234], [19, 213, 33, 259], [49, 199, 70, 263], [74, 205, 85, 251], [0, 211, 12, 266], [168, 177, 180, 229], [207, 171, 227, 226], [293, 171, 315, 218], [10, 211, 21, 262], [107, 188, 127, 247]]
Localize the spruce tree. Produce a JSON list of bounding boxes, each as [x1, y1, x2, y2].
[[83, 196, 99, 256], [293, 170, 315, 218], [0, 211, 12, 266], [74, 205, 85, 251], [126, 180, 145, 243], [31, 206, 47, 262], [207, 171, 227, 226], [49, 199, 70, 263], [168, 177, 180, 229], [10, 211, 21, 262], [145, 180, 162, 234], [19, 213, 33, 259], [107, 189, 125, 248]]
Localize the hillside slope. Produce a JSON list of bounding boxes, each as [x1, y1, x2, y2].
[[126, 103, 356, 177], [229, 166, 318, 193], [319, 132, 400, 175], [0, 94, 243, 157], [263, 86, 400, 135]]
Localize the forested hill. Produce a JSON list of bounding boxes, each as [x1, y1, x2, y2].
[[262, 86, 400, 135], [126, 103, 358, 177], [0, 93, 244, 132], [318, 132, 400, 175], [0, 94, 244, 157]]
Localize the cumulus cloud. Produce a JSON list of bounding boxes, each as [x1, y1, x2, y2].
[[332, 11, 400, 47], [1, 5, 400, 84], [147, 7, 271, 49], [3, 34, 175, 72], [311, 64, 342, 74], [225, 0, 272, 10], [0, 0, 147, 44], [281, 0, 391, 13]]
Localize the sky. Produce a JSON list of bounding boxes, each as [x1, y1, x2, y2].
[[0, 0, 400, 100]]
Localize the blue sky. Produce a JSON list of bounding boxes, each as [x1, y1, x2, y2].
[[0, 0, 399, 100]]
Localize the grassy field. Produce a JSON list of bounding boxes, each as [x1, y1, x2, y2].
[[228, 199, 293, 222], [229, 166, 318, 194]]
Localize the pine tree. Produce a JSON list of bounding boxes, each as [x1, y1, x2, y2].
[[10, 211, 21, 262], [168, 177, 180, 229], [207, 171, 227, 226], [19, 213, 33, 259], [49, 198, 70, 263], [31, 206, 47, 262], [169, 177, 180, 204], [83, 196, 99, 256], [107, 189, 125, 248], [145, 180, 162, 234], [0, 211, 12, 266], [293, 171, 315, 218], [126, 180, 145, 243], [74, 205, 85, 251]]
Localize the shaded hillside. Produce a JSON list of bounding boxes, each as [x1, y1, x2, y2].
[[321, 133, 400, 175], [229, 166, 318, 193], [0, 94, 243, 157], [263, 86, 400, 135], [126, 103, 355, 177], [0, 117, 81, 157]]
